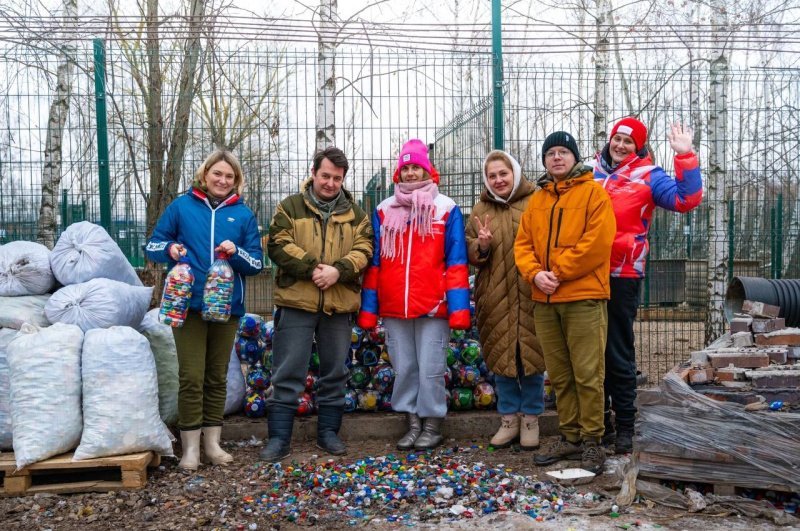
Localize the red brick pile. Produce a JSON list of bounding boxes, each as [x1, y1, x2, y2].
[[634, 300, 800, 494]]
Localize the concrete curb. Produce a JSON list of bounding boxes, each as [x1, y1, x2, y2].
[[222, 410, 560, 443]]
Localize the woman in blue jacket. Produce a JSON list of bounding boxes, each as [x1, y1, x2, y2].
[[146, 150, 263, 470]]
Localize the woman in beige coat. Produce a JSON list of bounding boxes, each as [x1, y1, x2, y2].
[[466, 150, 546, 450]]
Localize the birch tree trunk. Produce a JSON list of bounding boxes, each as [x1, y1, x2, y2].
[[315, 0, 337, 152], [706, 3, 730, 343], [36, 0, 77, 249], [592, 0, 612, 153]]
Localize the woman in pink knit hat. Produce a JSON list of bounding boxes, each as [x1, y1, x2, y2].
[[358, 139, 471, 450]]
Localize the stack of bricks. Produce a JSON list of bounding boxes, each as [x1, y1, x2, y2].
[[634, 299, 800, 495], [676, 299, 800, 404]]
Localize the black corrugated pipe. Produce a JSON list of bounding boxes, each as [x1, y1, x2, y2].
[[725, 276, 800, 326]]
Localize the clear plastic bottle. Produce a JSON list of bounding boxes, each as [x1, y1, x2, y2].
[[158, 256, 194, 327], [202, 251, 234, 322]]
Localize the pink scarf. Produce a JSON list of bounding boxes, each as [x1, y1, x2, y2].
[[380, 180, 438, 261]]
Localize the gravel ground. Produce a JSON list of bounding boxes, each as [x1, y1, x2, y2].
[[1, 434, 794, 530]]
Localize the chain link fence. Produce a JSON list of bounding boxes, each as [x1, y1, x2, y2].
[[2, 40, 799, 379]]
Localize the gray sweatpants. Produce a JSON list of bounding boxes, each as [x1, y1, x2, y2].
[[268, 306, 353, 410], [384, 317, 449, 418]]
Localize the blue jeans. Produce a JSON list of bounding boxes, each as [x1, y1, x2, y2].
[[494, 373, 545, 415]]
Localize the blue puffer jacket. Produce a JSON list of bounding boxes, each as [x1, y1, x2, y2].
[[145, 188, 264, 317]]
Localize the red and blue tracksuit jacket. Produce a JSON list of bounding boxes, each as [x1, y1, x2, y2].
[[357, 193, 471, 330], [592, 148, 703, 278]]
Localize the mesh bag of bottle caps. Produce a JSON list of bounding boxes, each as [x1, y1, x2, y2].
[[7, 323, 83, 469], [74, 326, 174, 460], [0, 241, 56, 296], [49, 221, 142, 287]]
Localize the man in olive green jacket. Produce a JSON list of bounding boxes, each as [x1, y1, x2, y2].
[[261, 146, 373, 462]]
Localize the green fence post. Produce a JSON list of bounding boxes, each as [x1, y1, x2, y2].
[[93, 38, 111, 231], [770, 205, 776, 279], [727, 199, 734, 282], [61, 189, 68, 232], [491, 0, 504, 150]]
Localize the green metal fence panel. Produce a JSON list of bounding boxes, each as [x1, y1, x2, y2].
[[2, 39, 800, 382]]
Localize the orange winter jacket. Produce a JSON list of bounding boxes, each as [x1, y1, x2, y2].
[[514, 164, 616, 303]]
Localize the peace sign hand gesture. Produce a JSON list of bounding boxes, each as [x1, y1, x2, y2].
[[474, 214, 493, 253], [667, 122, 694, 155]]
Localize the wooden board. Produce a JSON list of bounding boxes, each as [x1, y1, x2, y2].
[[0, 451, 161, 496], [637, 451, 798, 494]]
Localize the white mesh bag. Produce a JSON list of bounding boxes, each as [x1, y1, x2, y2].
[[138, 309, 179, 426], [0, 241, 55, 296], [224, 348, 246, 416], [0, 294, 50, 329], [7, 323, 83, 469], [74, 326, 174, 460], [0, 328, 18, 450], [45, 278, 152, 332], [50, 221, 142, 286]]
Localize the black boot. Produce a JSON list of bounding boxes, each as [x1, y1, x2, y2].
[[259, 406, 295, 462], [615, 426, 634, 454], [316, 405, 347, 456]]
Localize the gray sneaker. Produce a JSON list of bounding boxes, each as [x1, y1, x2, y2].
[[581, 440, 606, 474], [533, 437, 582, 466]]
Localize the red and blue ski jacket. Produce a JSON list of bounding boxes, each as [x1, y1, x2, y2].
[[357, 193, 471, 330], [592, 148, 703, 278]]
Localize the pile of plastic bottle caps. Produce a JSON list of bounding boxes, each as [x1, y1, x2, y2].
[[235, 314, 274, 418]]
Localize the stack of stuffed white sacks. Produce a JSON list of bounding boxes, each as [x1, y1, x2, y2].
[[0, 222, 245, 471]]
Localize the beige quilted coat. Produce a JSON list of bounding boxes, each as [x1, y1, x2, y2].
[[466, 177, 545, 378]]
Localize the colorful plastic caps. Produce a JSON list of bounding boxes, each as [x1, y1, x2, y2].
[[202, 252, 234, 322], [241, 448, 593, 525], [159, 258, 193, 327]]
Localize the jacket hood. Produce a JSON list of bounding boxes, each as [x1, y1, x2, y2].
[[482, 150, 525, 204]]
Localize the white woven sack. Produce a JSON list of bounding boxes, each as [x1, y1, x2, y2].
[[0, 294, 50, 329], [138, 309, 179, 426], [50, 221, 142, 286], [0, 328, 17, 450], [45, 278, 152, 332], [0, 241, 55, 296], [224, 348, 246, 416], [7, 323, 83, 469], [74, 326, 174, 460]]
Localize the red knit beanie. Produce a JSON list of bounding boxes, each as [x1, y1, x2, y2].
[[610, 117, 648, 151]]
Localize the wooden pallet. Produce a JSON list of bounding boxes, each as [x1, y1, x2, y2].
[[0, 451, 161, 496]]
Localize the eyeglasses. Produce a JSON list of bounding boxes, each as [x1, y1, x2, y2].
[[544, 149, 573, 159]]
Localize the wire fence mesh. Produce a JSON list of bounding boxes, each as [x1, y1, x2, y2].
[[1, 40, 799, 380]]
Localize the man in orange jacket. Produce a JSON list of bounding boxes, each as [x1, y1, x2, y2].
[[514, 131, 616, 474]]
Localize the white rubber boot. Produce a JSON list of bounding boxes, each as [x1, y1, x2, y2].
[[178, 429, 202, 471], [202, 426, 233, 465]]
